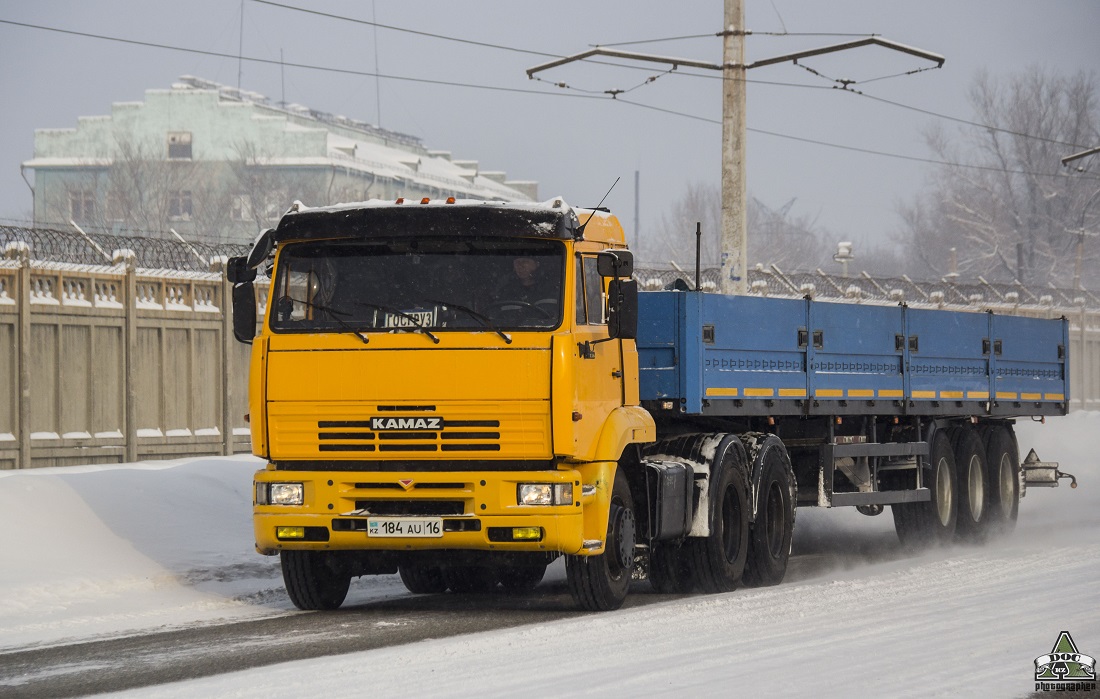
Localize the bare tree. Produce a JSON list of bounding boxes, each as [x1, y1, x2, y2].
[[106, 135, 199, 236], [899, 68, 1100, 287], [644, 181, 826, 273]]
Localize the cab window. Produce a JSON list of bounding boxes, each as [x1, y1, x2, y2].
[[575, 254, 606, 326]]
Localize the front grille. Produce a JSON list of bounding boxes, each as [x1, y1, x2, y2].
[[316, 416, 501, 454]]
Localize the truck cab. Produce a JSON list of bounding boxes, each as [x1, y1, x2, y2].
[[230, 198, 653, 609]]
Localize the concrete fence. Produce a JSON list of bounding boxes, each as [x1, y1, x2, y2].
[[0, 247, 258, 469], [1, 244, 1098, 468]]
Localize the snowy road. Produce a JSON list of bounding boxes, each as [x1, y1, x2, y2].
[[0, 414, 1096, 698]]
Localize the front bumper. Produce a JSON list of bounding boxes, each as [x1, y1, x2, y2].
[[253, 467, 593, 555]]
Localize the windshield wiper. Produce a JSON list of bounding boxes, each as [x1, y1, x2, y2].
[[355, 302, 440, 344], [427, 298, 512, 344], [279, 296, 370, 344]]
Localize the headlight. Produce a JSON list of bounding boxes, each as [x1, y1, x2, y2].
[[517, 483, 572, 506], [256, 482, 304, 506]]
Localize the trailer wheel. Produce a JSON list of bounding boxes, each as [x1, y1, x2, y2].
[[399, 564, 447, 594], [566, 468, 635, 611], [443, 566, 498, 593], [649, 542, 695, 593], [741, 435, 796, 587], [983, 426, 1020, 536], [497, 564, 547, 593], [281, 550, 352, 610], [684, 446, 750, 593], [892, 430, 957, 548], [952, 426, 989, 542]]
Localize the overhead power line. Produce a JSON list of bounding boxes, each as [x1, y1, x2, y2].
[[1, 17, 1093, 181], [615, 97, 1100, 181]]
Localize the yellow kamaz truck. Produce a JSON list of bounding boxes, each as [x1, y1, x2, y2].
[[228, 197, 1071, 612]]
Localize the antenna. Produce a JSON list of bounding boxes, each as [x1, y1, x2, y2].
[[577, 176, 620, 237]]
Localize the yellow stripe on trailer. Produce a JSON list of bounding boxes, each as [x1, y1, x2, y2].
[[967, 391, 990, 399], [778, 388, 807, 397], [878, 389, 904, 398], [940, 390, 964, 399], [1021, 392, 1043, 401], [1046, 393, 1065, 401], [847, 389, 875, 398], [911, 390, 937, 399], [815, 389, 843, 398], [743, 388, 775, 398], [705, 387, 739, 397], [996, 391, 1018, 400]]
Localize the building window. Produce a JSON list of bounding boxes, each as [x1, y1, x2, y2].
[[168, 190, 193, 220], [167, 131, 192, 159], [230, 194, 253, 221], [69, 189, 95, 221]]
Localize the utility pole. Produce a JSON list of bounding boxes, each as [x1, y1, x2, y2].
[[720, 0, 748, 294], [527, 19, 942, 296]]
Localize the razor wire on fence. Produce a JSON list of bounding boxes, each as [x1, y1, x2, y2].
[[3, 224, 1099, 312], [0, 224, 250, 272]]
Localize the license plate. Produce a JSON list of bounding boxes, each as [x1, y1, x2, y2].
[[367, 517, 443, 538], [384, 309, 435, 328]]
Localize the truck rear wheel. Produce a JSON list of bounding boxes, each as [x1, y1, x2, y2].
[[684, 446, 749, 593], [892, 430, 957, 548], [983, 426, 1020, 536], [281, 550, 352, 610], [566, 468, 635, 611], [741, 435, 796, 587], [952, 426, 989, 542], [399, 564, 447, 594]]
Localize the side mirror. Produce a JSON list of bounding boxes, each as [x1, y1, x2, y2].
[[597, 249, 633, 278], [246, 228, 275, 269], [232, 282, 257, 344], [607, 279, 638, 340], [226, 256, 256, 284]]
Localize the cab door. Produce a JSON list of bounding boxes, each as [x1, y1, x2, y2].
[[567, 249, 625, 459]]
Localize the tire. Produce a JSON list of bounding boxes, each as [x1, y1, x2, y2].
[[399, 563, 447, 594], [281, 550, 352, 610], [740, 434, 796, 587], [566, 468, 636, 611], [892, 429, 957, 548], [442, 566, 498, 593], [497, 565, 547, 593], [649, 542, 695, 594], [982, 425, 1020, 537], [683, 443, 750, 594], [952, 426, 989, 542]]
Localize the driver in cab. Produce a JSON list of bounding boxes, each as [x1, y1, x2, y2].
[[496, 256, 556, 306]]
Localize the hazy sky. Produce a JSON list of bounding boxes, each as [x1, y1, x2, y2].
[[1, 0, 1097, 262]]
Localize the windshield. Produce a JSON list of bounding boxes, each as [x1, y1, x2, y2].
[[269, 237, 565, 334]]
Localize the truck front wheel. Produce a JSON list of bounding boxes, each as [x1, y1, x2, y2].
[[566, 468, 635, 611], [281, 550, 352, 610]]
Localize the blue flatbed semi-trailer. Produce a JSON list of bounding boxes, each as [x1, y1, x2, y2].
[[636, 291, 1068, 419]]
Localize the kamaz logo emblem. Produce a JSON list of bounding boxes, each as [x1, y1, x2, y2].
[[371, 417, 444, 430]]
